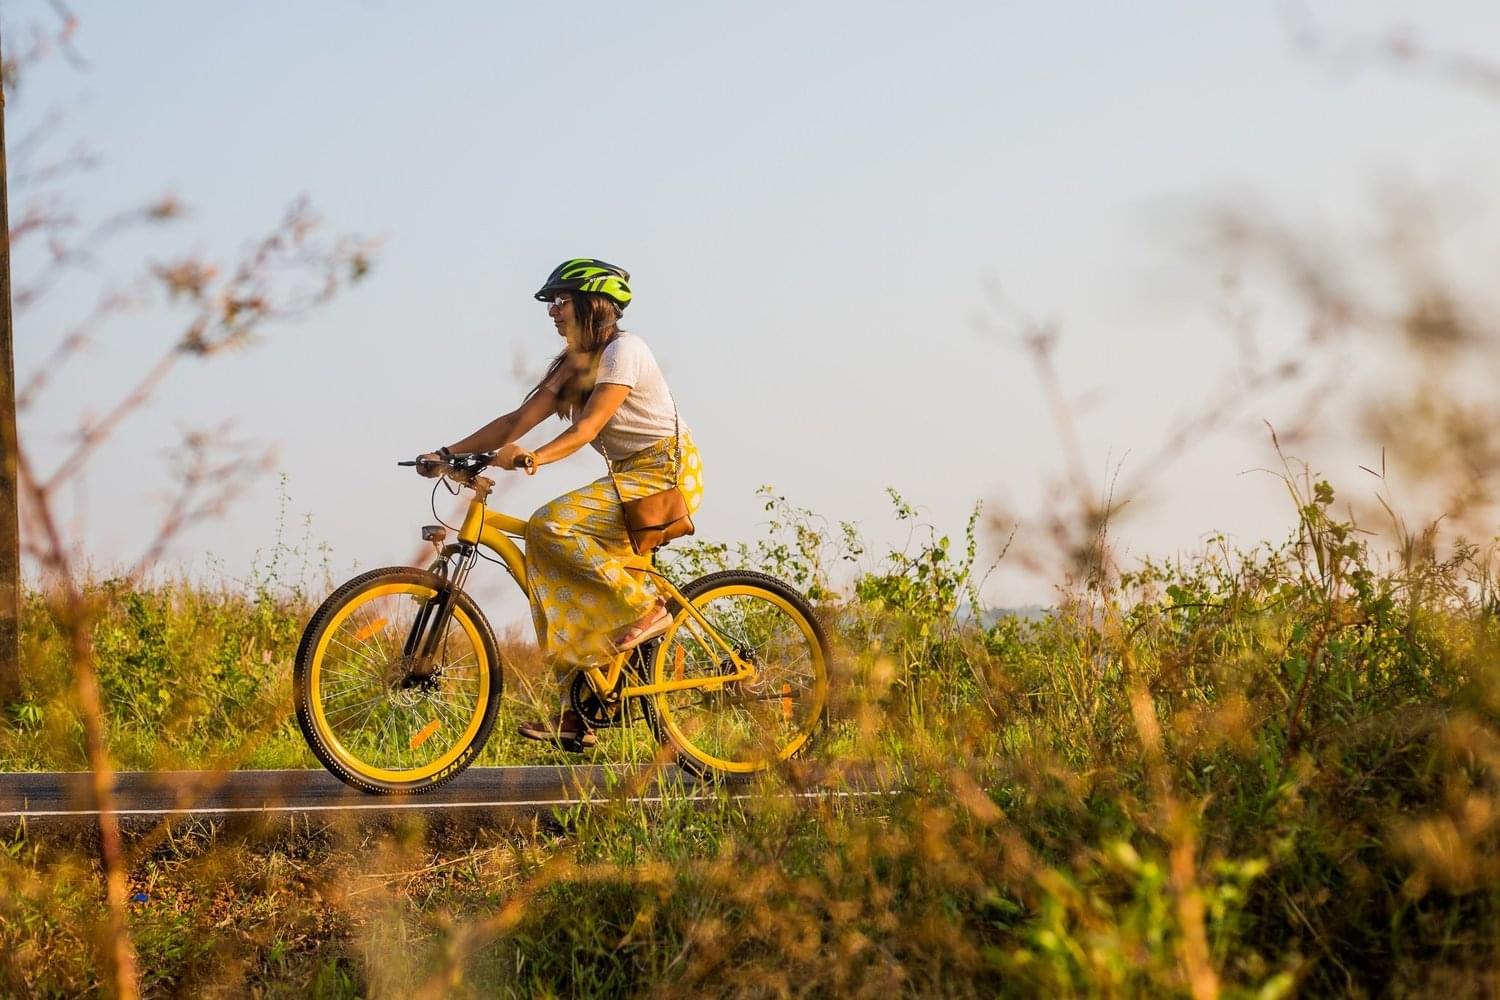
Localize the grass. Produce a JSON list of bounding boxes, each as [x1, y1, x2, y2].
[[4, 480, 1500, 996]]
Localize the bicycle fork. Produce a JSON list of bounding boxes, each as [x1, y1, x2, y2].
[[402, 540, 475, 681]]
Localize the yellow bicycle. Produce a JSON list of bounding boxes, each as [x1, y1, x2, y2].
[[293, 451, 830, 794]]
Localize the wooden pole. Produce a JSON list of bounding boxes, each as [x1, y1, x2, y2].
[[0, 24, 21, 709]]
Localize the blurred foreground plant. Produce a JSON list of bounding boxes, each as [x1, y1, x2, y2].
[[0, 7, 376, 995]]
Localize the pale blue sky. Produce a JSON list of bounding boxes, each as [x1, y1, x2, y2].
[[11, 1, 1500, 619]]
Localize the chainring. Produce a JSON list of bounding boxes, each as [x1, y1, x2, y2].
[[566, 640, 658, 728], [568, 671, 621, 728]]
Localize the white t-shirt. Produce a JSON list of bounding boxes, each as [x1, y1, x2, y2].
[[575, 333, 687, 459]]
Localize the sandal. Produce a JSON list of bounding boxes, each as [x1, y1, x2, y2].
[[516, 709, 597, 752], [612, 604, 672, 652]]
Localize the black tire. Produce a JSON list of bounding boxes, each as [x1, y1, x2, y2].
[[294, 566, 502, 795], [645, 570, 830, 779]]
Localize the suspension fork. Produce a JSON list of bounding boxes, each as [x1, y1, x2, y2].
[[403, 542, 477, 678]]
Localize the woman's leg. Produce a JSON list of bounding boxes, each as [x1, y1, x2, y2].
[[524, 478, 658, 664], [605, 436, 706, 648], [524, 433, 705, 661], [517, 439, 705, 747]]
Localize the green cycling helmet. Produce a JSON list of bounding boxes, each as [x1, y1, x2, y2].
[[534, 258, 633, 310]]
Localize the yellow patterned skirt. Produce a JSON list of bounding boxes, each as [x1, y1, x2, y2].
[[524, 433, 703, 666]]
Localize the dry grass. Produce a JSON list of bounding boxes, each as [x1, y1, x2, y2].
[[4, 477, 1500, 996]]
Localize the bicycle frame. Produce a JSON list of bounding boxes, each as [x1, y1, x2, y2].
[[439, 475, 757, 700]]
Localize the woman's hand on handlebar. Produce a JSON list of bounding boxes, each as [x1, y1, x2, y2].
[[492, 442, 537, 475], [401, 448, 498, 480]]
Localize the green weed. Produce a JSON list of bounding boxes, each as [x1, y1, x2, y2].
[[4, 478, 1500, 996]]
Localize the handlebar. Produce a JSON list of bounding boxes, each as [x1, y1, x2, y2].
[[397, 451, 535, 478], [397, 452, 491, 480]]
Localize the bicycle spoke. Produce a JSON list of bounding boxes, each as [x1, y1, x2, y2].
[[425, 693, 474, 731], [655, 584, 826, 771], [319, 664, 383, 689], [305, 581, 495, 778], [430, 696, 469, 737], [324, 693, 386, 730]]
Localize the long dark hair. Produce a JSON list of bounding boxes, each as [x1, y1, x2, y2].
[[529, 292, 623, 420]]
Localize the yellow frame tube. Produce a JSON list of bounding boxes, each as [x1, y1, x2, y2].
[[577, 573, 759, 698], [619, 669, 755, 698], [456, 497, 530, 590], [457, 494, 758, 697]]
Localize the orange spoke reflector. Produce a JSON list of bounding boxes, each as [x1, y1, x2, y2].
[[673, 645, 685, 680], [409, 719, 442, 750], [353, 618, 389, 642], [781, 683, 793, 722]]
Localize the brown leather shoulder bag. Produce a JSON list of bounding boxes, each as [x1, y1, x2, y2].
[[604, 403, 695, 556]]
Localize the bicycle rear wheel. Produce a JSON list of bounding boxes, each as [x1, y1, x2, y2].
[[647, 570, 829, 778], [294, 566, 501, 794]]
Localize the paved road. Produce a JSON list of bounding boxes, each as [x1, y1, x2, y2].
[[0, 763, 895, 827], [0, 766, 684, 821]]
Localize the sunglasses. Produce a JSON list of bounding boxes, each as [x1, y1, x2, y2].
[[543, 295, 572, 309]]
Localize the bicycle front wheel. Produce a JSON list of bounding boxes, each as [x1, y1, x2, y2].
[[294, 566, 501, 794], [648, 570, 830, 777]]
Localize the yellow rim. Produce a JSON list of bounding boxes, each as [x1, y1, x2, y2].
[[650, 584, 827, 774], [309, 581, 491, 783]]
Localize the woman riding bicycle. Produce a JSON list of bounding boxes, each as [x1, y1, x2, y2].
[[416, 258, 703, 748]]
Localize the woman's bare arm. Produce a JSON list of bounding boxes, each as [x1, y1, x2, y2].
[[446, 384, 559, 454], [519, 382, 630, 468]]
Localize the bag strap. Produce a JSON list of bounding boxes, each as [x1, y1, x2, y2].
[[599, 389, 682, 508]]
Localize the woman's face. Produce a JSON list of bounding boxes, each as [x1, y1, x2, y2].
[[547, 294, 577, 341]]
